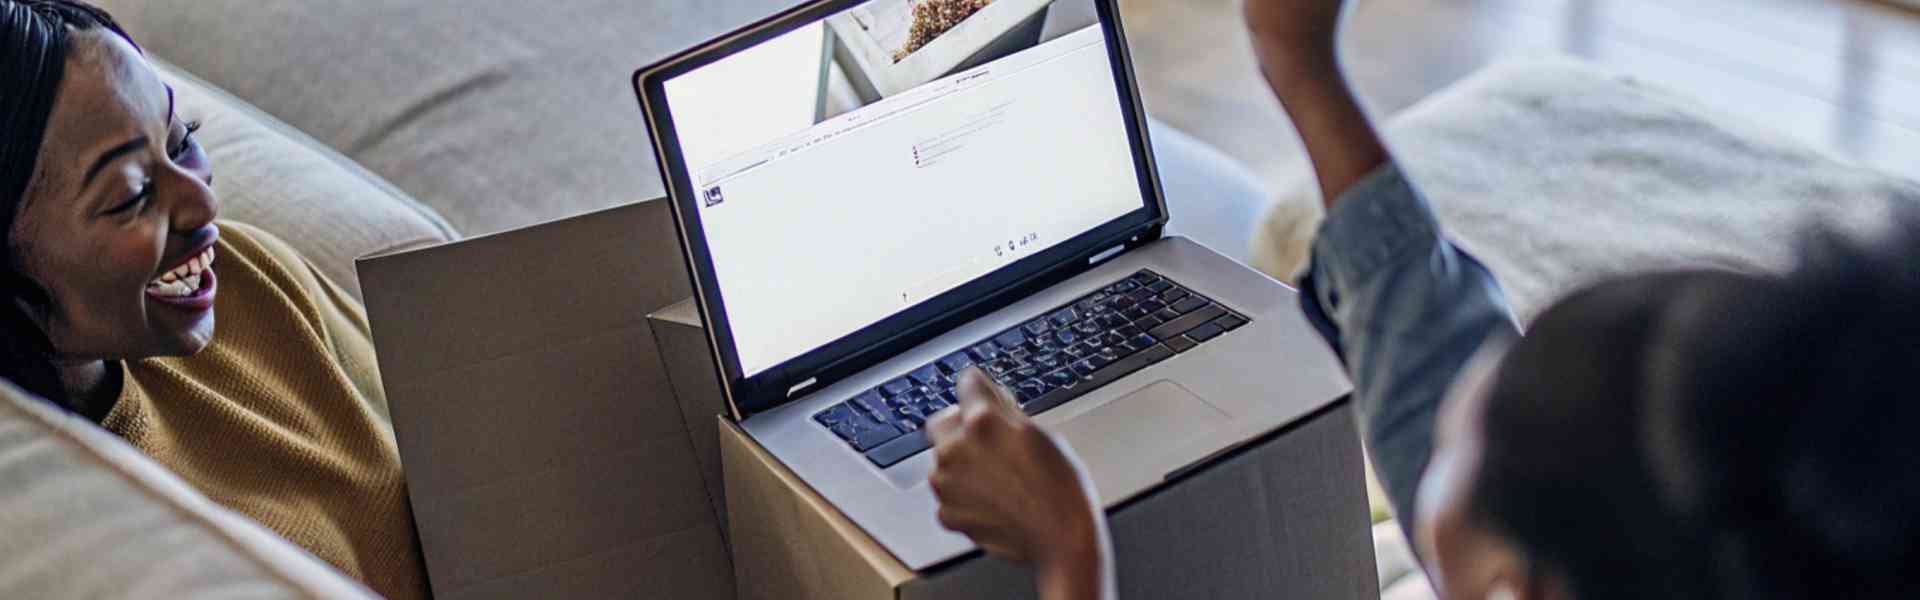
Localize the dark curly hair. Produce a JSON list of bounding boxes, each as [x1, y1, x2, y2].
[[0, 0, 135, 408], [1471, 213, 1920, 598]]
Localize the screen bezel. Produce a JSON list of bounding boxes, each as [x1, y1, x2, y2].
[[634, 0, 1167, 418]]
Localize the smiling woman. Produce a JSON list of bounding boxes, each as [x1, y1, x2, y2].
[[0, 2, 427, 598]]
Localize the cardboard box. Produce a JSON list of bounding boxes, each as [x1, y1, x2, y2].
[[360, 201, 733, 599], [652, 302, 1380, 600], [359, 198, 1377, 599]]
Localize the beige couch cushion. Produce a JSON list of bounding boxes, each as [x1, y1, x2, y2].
[[0, 380, 376, 599], [160, 62, 457, 301], [1254, 58, 1920, 321]]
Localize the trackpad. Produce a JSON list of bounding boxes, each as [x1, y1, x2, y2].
[[1054, 380, 1231, 502]]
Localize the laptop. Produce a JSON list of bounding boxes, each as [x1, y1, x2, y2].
[[632, 0, 1350, 569]]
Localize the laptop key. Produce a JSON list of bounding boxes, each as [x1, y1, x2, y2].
[[1070, 359, 1099, 377], [939, 352, 975, 374], [1133, 315, 1164, 329], [1049, 308, 1078, 327], [1027, 352, 1063, 370], [1165, 336, 1198, 353], [1082, 333, 1108, 350], [910, 365, 944, 386], [1013, 366, 1046, 382], [865, 431, 932, 468], [985, 357, 1018, 379], [1023, 319, 1052, 336], [1154, 308, 1182, 322], [1130, 333, 1158, 349], [1187, 322, 1227, 342], [1147, 280, 1172, 293], [1015, 379, 1050, 403], [1149, 305, 1227, 340], [1120, 306, 1150, 320], [1213, 314, 1249, 331], [1054, 329, 1080, 346], [1139, 299, 1167, 314], [1043, 368, 1078, 388], [968, 343, 1002, 362], [1086, 351, 1114, 369], [1159, 289, 1188, 303], [1171, 296, 1209, 314], [829, 421, 860, 441], [851, 421, 904, 451], [994, 329, 1028, 350], [897, 404, 930, 427], [1073, 320, 1103, 336], [814, 403, 856, 425], [880, 378, 914, 398], [851, 391, 889, 416]]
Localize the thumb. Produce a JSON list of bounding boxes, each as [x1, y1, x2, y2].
[[956, 367, 1018, 415]]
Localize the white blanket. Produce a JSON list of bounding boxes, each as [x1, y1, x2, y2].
[[1254, 58, 1920, 322]]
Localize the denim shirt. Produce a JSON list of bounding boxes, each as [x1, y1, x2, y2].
[[1296, 164, 1519, 541]]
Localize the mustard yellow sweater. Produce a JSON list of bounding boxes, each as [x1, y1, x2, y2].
[[102, 222, 428, 599]]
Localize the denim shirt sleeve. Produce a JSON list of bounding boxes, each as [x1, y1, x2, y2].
[[1296, 164, 1518, 543]]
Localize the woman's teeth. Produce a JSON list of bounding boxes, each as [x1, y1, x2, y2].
[[147, 247, 216, 298]]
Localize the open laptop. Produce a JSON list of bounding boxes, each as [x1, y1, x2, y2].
[[633, 0, 1349, 570]]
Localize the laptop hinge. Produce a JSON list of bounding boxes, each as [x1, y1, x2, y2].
[[1087, 244, 1127, 266], [786, 377, 820, 399]]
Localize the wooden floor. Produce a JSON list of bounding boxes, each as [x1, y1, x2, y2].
[[1122, 0, 1920, 190]]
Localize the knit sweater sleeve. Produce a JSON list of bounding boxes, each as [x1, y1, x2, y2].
[[216, 222, 390, 426]]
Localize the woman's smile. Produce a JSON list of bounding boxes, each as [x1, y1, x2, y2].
[[144, 241, 217, 311]]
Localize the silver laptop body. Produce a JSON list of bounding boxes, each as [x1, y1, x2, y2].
[[633, 0, 1349, 570]]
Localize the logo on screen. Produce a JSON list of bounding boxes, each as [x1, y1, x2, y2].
[[703, 186, 725, 207]]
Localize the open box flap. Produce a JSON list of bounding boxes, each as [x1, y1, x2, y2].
[[357, 199, 731, 599]]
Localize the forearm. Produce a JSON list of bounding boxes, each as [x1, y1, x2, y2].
[[1250, 31, 1388, 209], [1035, 534, 1109, 600]]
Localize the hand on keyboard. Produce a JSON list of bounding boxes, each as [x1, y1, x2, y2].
[[926, 369, 1112, 599]]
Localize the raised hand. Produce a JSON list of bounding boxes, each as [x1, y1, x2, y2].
[[1241, 0, 1387, 208]]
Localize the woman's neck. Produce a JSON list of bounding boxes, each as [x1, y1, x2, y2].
[[53, 358, 119, 420]]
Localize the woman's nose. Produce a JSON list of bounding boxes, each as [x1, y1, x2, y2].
[[161, 162, 217, 233]]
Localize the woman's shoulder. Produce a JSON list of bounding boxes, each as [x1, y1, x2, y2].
[[214, 221, 307, 272]]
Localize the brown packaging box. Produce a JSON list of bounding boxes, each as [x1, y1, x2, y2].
[[360, 199, 1378, 599], [653, 301, 1381, 599]]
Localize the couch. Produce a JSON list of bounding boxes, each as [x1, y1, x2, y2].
[[2, 1, 1278, 596], [14, 1, 1915, 597]]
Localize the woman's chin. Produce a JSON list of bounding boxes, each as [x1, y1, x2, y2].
[[148, 313, 215, 358]]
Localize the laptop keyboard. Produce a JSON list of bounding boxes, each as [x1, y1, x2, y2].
[[812, 269, 1249, 468]]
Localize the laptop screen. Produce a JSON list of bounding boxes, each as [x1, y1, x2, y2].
[[658, 0, 1149, 379]]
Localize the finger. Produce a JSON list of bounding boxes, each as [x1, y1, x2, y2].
[[926, 403, 965, 446], [956, 367, 1018, 414], [936, 505, 992, 536]]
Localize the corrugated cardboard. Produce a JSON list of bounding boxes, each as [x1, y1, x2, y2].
[[357, 194, 1378, 599], [660, 305, 1380, 600], [358, 200, 733, 599]]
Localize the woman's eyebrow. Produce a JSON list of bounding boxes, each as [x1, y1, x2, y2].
[[82, 136, 149, 187], [81, 86, 176, 189]]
